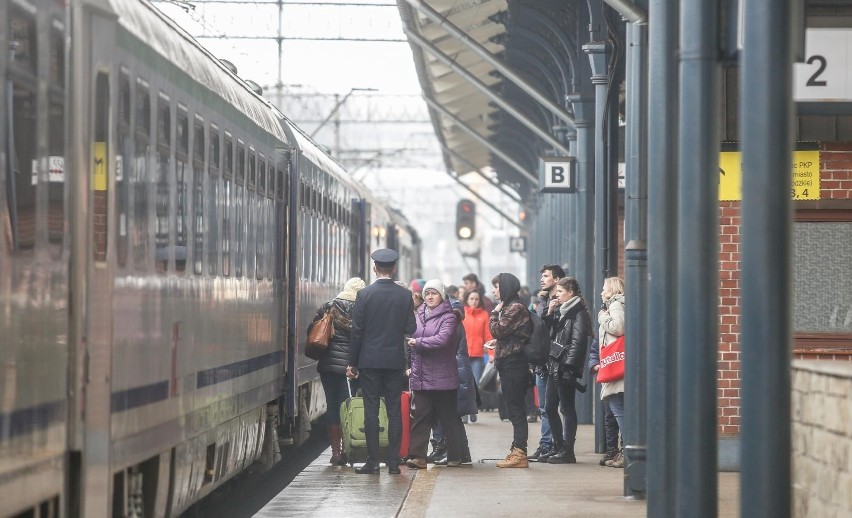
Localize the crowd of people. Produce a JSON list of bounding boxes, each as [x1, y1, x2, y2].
[[307, 248, 626, 473]]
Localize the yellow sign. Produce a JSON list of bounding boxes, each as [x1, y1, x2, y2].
[[93, 141, 108, 191], [719, 150, 820, 201]]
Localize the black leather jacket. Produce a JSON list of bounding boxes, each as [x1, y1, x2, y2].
[[311, 298, 355, 375], [543, 298, 591, 380]]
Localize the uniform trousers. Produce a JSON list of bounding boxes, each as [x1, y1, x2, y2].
[[358, 368, 405, 465]]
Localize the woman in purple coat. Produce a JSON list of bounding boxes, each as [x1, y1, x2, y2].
[[405, 279, 463, 469]]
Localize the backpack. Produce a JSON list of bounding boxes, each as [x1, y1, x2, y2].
[[524, 310, 550, 366]]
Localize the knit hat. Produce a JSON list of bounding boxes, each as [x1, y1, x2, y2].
[[336, 277, 366, 302], [422, 279, 445, 299], [409, 278, 426, 294]]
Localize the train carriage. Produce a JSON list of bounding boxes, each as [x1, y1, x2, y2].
[[0, 0, 420, 516]]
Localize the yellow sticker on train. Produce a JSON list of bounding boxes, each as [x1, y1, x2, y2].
[[719, 150, 820, 201], [93, 141, 108, 191]]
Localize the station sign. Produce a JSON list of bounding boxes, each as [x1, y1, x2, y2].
[[509, 236, 526, 253], [539, 156, 576, 193], [795, 29, 852, 102], [719, 150, 820, 201]]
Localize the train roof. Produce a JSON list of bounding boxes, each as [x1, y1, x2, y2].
[[111, 0, 291, 145]]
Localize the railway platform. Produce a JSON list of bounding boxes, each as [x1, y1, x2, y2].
[[255, 411, 740, 517]]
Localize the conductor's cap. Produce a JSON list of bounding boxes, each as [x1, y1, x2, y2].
[[371, 248, 399, 268]]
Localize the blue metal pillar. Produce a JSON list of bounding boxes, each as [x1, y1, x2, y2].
[[739, 1, 798, 516], [646, 0, 679, 514], [675, 0, 720, 513], [568, 95, 595, 426]]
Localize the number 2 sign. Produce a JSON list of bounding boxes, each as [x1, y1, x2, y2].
[[794, 29, 852, 102]]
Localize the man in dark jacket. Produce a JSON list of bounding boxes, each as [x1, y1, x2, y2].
[[347, 249, 416, 474]]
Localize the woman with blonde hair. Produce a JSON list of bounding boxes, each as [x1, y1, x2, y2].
[[592, 276, 625, 467], [308, 277, 366, 465]]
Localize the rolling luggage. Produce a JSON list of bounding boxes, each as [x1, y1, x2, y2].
[[340, 380, 389, 465], [400, 390, 412, 459]]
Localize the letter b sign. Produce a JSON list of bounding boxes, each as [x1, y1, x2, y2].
[[540, 157, 576, 193]]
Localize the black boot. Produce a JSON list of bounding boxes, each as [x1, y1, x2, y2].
[[546, 442, 576, 464], [355, 461, 380, 474], [428, 438, 447, 464]]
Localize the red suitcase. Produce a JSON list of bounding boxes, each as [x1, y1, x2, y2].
[[400, 390, 413, 459]]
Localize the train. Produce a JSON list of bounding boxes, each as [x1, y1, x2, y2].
[[0, 0, 421, 516]]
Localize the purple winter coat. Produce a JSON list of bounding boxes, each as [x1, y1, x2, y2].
[[409, 300, 459, 391]]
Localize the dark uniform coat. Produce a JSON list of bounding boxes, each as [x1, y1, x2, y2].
[[349, 278, 416, 369]]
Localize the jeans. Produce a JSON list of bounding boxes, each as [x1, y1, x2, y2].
[[470, 356, 486, 385], [535, 371, 552, 448], [545, 375, 577, 448], [603, 396, 620, 449], [606, 392, 625, 442], [495, 354, 529, 450], [358, 368, 406, 465], [320, 371, 354, 425]]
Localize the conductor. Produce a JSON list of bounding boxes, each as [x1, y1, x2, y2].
[[347, 249, 416, 474]]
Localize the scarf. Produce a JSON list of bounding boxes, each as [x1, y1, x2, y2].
[[559, 295, 582, 317]]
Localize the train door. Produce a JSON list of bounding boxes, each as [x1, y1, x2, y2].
[[0, 1, 69, 515], [68, 3, 117, 515]]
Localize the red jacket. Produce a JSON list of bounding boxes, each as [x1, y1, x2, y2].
[[463, 306, 493, 358]]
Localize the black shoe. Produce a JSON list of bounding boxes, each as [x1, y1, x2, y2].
[[538, 445, 558, 462], [388, 465, 401, 474], [355, 462, 380, 474], [433, 452, 448, 465], [546, 447, 577, 464], [528, 445, 547, 462]]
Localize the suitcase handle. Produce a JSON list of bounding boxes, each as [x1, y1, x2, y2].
[[347, 378, 353, 398]]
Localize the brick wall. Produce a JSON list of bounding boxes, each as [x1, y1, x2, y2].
[[791, 360, 852, 518], [717, 142, 852, 437]]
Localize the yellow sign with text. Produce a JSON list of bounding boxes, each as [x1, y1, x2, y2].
[[93, 142, 107, 191], [719, 150, 820, 201]]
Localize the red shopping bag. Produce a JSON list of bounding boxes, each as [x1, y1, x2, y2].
[[400, 391, 412, 458], [596, 335, 625, 383]]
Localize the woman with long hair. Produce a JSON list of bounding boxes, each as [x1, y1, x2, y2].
[[540, 277, 591, 464], [594, 276, 625, 467], [308, 277, 366, 465], [462, 289, 492, 387]]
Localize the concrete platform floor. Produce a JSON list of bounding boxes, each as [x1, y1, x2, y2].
[[256, 410, 740, 517]]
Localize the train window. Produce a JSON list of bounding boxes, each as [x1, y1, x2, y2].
[[234, 181, 244, 278], [93, 74, 110, 263], [155, 94, 171, 274], [9, 7, 36, 76], [192, 117, 205, 276], [223, 133, 233, 179], [208, 127, 220, 276], [236, 140, 245, 186], [133, 81, 150, 270], [275, 161, 285, 201], [248, 149, 256, 192], [258, 155, 267, 199], [49, 26, 65, 88], [115, 72, 131, 267], [47, 26, 66, 258], [175, 107, 188, 274], [222, 178, 231, 277], [5, 78, 36, 252]]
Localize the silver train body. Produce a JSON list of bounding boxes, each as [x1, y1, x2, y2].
[[0, 1, 421, 516]]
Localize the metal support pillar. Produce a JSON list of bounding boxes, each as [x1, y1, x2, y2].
[[675, 0, 720, 513], [646, 0, 679, 514], [623, 14, 648, 499], [586, 41, 610, 454], [568, 95, 595, 425], [739, 1, 798, 516], [567, 131, 579, 274]]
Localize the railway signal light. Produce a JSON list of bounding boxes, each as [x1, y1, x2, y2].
[[456, 199, 476, 240]]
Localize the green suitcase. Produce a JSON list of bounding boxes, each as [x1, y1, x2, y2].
[[340, 381, 389, 465]]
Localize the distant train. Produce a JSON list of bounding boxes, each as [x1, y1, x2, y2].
[[0, 1, 421, 516]]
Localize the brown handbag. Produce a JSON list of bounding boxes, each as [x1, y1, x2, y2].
[[305, 308, 335, 360]]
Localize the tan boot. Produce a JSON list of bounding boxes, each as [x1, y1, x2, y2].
[[496, 447, 529, 468], [328, 425, 344, 465]]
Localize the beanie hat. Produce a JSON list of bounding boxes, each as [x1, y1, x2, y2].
[[409, 278, 426, 294], [336, 277, 366, 302], [422, 279, 445, 299]]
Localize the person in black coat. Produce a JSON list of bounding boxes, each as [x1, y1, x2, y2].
[[347, 249, 416, 474], [309, 277, 366, 465], [540, 277, 591, 464]]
